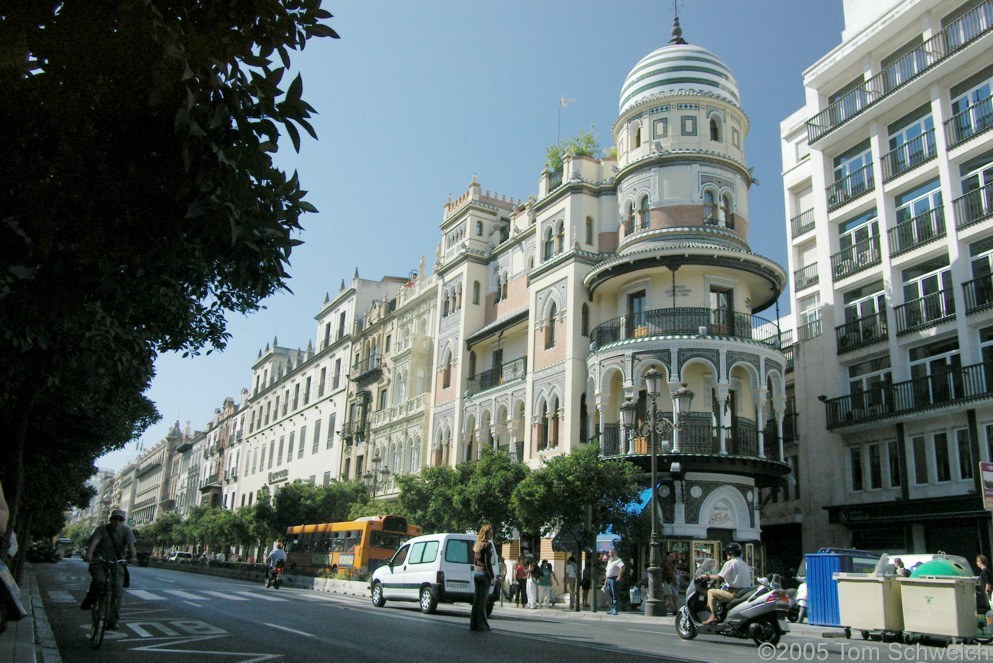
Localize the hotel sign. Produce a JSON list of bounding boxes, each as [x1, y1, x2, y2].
[[268, 469, 289, 484]]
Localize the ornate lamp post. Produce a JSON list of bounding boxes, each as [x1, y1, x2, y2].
[[620, 368, 694, 618], [364, 451, 390, 497]]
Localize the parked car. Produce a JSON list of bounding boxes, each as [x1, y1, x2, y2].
[[370, 532, 496, 615], [168, 551, 193, 563]]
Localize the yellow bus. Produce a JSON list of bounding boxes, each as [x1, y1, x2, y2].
[[284, 515, 421, 577]]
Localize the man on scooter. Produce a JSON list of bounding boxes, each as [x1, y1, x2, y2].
[[267, 541, 287, 583], [701, 542, 752, 625]]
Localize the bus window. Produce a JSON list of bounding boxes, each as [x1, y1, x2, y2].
[[444, 539, 472, 564], [343, 531, 361, 552], [371, 532, 404, 549]]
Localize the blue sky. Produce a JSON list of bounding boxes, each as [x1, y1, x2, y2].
[[98, 0, 845, 470]]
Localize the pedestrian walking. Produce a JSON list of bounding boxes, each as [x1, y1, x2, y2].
[[581, 563, 591, 607], [470, 524, 497, 632], [515, 557, 528, 607], [505, 555, 517, 603], [661, 552, 678, 615], [564, 556, 578, 610], [538, 559, 557, 607], [526, 558, 540, 609]]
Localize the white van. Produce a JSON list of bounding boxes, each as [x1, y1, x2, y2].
[[370, 532, 496, 615]]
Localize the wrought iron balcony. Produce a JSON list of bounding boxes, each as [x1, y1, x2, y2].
[[601, 415, 779, 461], [827, 164, 875, 211], [466, 357, 527, 397], [351, 352, 382, 380], [806, 2, 993, 143], [797, 318, 822, 341], [964, 274, 993, 313], [895, 288, 955, 334], [836, 312, 888, 354], [888, 208, 945, 256], [794, 263, 819, 291], [954, 181, 993, 230], [881, 128, 937, 181], [790, 209, 815, 238], [831, 236, 881, 281], [824, 361, 993, 429], [782, 343, 795, 372], [945, 93, 993, 148], [589, 307, 782, 349]]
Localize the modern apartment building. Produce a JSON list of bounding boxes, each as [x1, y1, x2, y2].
[[781, 0, 993, 557]]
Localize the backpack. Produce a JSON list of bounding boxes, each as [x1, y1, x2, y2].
[[532, 565, 543, 580]]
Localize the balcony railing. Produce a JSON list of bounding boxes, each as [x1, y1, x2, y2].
[[351, 352, 382, 379], [600, 423, 621, 456], [836, 312, 888, 354], [467, 357, 527, 397], [601, 415, 777, 460], [894, 288, 956, 334], [589, 307, 782, 349], [888, 208, 945, 256], [824, 361, 993, 429], [964, 274, 993, 313], [794, 263, 819, 291], [703, 211, 736, 229], [797, 318, 822, 341], [827, 164, 875, 211], [881, 128, 937, 181], [806, 2, 993, 143], [782, 343, 795, 372], [831, 236, 881, 280], [790, 208, 816, 238], [945, 93, 993, 148], [954, 181, 993, 230]]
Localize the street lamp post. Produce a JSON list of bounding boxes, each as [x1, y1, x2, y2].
[[364, 451, 390, 498], [620, 369, 693, 618]]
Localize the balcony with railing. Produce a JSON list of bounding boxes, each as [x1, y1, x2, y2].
[[794, 263, 819, 291], [888, 208, 945, 256], [827, 164, 875, 211], [601, 414, 782, 462], [589, 307, 782, 350], [797, 317, 822, 341], [806, 2, 993, 143], [831, 236, 881, 280], [467, 357, 527, 397], [945, 93, 993, 148], [790, 209, 816, 238], [965, 274, 993, 313], [881, 129, 937, 181], [782, 343, 795, 372], [895, 288, 955, 334], [954, 181, 993, 230], [824, 360, 993, 429], [836, 312, 888, 354], [351, 352, 382, 381]]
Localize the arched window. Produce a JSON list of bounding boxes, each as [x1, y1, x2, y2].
[[634, 124, 642, 148], [703, 189, 718, 223], [585, 217, 593, 245], [722, 193, 734, 226], [710, 116, 721, 142], [468, 351, 476, 378], [501, 275, 508, 301], [544, 302, 557, 349], [475, 220, 483, 236], [472, 280, 480, 305], [627, 200, 636, 229], [556, 221, 565, 253], [442, 292, 449, 317], [442, 351, 452, 389], [581, 303, 589, 337], [543, 228, 554, 260], [639, 196, 650, 229]]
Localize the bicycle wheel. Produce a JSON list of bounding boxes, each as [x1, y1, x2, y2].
[[90, 588, 110, 648]]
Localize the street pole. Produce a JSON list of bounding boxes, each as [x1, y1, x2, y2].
[[645, 391, 662, 618]]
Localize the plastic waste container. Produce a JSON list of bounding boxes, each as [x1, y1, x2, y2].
[[806, 548, 880, 627], [836, 573, 903, 633], [901, 576, 978, 638]]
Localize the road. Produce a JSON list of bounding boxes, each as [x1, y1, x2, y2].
[[32, 559, 986, 662]]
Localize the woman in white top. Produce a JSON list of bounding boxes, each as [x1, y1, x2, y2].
[[604, 549, 625, 615]]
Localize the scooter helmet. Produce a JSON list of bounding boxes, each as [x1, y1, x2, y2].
[[724, 542, 742, 557]]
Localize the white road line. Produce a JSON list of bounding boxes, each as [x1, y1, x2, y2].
[[164, 590, 204, 600], [127, 589, 165, 601], [200, 591, 249, 601], [232, 591, 288, 602], [263, 623, 314, 638], [46, 590, 76, 602]]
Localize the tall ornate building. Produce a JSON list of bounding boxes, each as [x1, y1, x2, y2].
[[781, 0, 993, 558]]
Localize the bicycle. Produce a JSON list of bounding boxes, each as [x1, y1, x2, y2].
[[89, 558, 127, 649]]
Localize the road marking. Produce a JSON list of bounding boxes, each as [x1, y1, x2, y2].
[[183, 601, 202, 608], [232, 591, 287, 602], [627, 628, 663, 634], [199, 591, 249, 601], [264, 622, 314, 638], [46, 590, 76, 602], [128, 590, 166, 601], [164, 590, 204, 600]]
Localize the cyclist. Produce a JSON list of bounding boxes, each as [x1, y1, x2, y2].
[[81, 509, 137, 630], [266, 541, 287, 583]]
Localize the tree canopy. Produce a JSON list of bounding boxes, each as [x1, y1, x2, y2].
[[0, 0, 337, 572]]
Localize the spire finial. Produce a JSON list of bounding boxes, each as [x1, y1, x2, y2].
[[670, 1, 687, 44]]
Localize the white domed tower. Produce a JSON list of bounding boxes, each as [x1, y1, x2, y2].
[[585, 17, 789, 566]]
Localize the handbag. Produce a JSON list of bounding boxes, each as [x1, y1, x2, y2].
[[0, 560, 27, 623]]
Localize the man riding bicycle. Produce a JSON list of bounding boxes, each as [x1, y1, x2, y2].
[[81, 509, 137, 630]]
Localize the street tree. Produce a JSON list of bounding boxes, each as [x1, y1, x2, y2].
[[395, 465, 463, 534], [452, 449, 529, 540], [0, 0, 338, 553]]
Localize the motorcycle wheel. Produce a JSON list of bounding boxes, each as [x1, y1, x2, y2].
[[675, 610, 697, 640], [787, 604, 799, 623], [274, 578, 281, 589], [751, 617, 781, 647]]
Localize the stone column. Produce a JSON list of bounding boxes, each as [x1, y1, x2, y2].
[[755, 388, 768, 459]]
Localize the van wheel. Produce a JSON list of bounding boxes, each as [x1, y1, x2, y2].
[[419, 586, 438, 614], [371, 582, 386, 608]]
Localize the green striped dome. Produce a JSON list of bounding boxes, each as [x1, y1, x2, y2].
[[620, 43, 739, 114]]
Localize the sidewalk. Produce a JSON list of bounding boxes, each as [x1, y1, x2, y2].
[[1, 563, 60, 663]]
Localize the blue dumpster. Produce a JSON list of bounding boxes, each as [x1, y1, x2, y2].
[[806, 548, 879, 627]]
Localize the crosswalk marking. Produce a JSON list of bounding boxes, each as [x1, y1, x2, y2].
[[127, 589, 166, 601], [47, 590, 76, 603], [164, 589, 205, 600], [200, 591, 249, 601], [232, 591, 287, 602]]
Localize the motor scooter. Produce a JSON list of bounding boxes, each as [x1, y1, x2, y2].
[[787, 578, 807, 623], [265, 559, 284, 589], [675, 558, 791, 647]]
